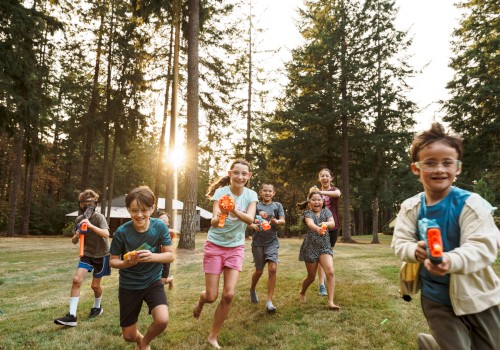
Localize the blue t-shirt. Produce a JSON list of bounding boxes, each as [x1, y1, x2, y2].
[[419, 187, 471, 305], [110, 218, 171, 290], [207, 186, 258, 247]]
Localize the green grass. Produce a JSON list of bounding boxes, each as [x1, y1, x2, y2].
[[0, 234, 498, 350]]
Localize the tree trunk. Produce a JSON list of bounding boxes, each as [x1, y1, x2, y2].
[[339, 0, 353, 243], [154, 23, 174, 213], [371, 196, 380, 243], [179, 0, 200, 250], [245, 1, 253, 161], [21, 137, 37, 235], [106, 133, 118, 226], [165, 0, 181, 222], [7, 123, 24, 236], [81, 9, 105, 189], [101, 0, 115, 218]]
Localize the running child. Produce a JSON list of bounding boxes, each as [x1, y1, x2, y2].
[[54, 189, 110, 327], [248, 183, 285, 312], [311, 168, 341, 296], [109, 186, 175, 350], [297, 189, 340, 310], [192, 159, 258, 349], [392, 123, 500, 349]]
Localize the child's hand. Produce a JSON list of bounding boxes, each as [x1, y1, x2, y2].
[[136, 250, 153, 262], [309, 186, 319, 193], [270, 217, 278, 225], [415, 241, 427, 262], [424, 253, 451, 276]]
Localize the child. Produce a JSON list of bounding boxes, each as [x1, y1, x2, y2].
[[109, 186, 175, 350], [391, 123, 500, 349], [54, 189, 110, 327], [248, 183, 285, 312], [297, 190, 340, 310], [311, 168, 341, 296], [158, 211, 179, 289], [192, 159, 258, 349]]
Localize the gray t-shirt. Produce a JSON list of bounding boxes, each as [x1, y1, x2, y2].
[[74, 213, 110, 258], [251, 201, 285, 247]]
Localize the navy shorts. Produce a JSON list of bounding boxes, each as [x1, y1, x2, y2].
[[78, 255, 111, 278], [118, 280, 167, 327]]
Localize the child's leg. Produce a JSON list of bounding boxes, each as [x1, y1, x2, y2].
[[71, 268, 88, 297], [140, 304, 169, 350], [300, 262, 318, 301], [208, 268, 240, 348], [121, 324, 143, 349], [267, 261, 277, 302], [319, 254, 339, 310], [250, 246, 265, 302], [193, 273, 220, 319], [317, 264, 326, 287], [91, 277, 103, 298]]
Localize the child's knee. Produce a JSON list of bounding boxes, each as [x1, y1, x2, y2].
[[122, 329, 137, 343], [221, 291, 235, 304], [72, 275, 83, 287]]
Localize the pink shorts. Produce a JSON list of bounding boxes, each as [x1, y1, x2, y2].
[[203, 241, 245, 274]]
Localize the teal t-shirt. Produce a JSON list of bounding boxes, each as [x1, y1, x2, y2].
[[419, 187, 470, 306], [110, 218, 171, 290], [207, 186, 258, 247]]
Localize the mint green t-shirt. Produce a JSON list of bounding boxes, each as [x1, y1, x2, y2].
[[207, 186, 258, 247]]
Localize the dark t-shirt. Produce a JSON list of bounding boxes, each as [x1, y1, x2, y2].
[[322, 186, 340, 230], [110, 218, 171, 290], [251, 201, 285, 247]]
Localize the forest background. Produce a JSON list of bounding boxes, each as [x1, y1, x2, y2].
[[1, 0, 498, 248]]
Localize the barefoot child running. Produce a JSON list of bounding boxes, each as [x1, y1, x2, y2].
[[248, 183, 285, 312], [192, 159, 258, 349], [109, 186, 175, 350], [392, 123, 500, 349], [297, 190, 339, 310], [54, 189, 110, 327], [311, 168, 341, 296]]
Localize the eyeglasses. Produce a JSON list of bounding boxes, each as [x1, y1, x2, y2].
[[414, 160, 462, 172], [128, 208, 152, 216]]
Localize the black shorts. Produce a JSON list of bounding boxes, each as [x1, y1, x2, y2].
[[329, 230, 339, 248], [118, 280, 167, 327], [78, 255, 111, 278]]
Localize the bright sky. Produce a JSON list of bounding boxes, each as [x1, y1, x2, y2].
[[252, 0, 463, 131]]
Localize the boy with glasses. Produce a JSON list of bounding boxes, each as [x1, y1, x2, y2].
[[392, 123, 500, 349], [110, 186, 175, 350]]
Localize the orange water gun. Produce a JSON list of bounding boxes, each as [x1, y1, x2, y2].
[[218, 194, 235, 228], [254, 215, 271, 231], [124, 250, 138, 260], [426, 227, 443, 264], [79, 222, 87, 257], [320, 223, 327, 236]]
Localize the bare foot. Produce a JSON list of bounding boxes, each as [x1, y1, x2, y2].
[[299, 291, 306, 303], [208, 336, 221, 349], [193, 299, 204, 319], [134, 334, 144, 350], [328, 304, 340, 311]]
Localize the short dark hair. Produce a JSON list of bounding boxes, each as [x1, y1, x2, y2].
[[410, 122, 463, 162], [125, 186, 155, 208]]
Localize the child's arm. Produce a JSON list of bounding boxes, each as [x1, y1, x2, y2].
[[304, 217, 322, 234], [134, 246, 175, 264], [110, 254, 138, 269], [391, 197, 420, 263], [230, 201, 257, 225], [319, 188, 341, 198], [270, 215, 285, 225], [78, 218, 110, 238], [323, 217, 335, 230], [210, 200, 221, 228]]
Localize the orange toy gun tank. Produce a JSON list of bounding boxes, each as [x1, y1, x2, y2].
[[124, 250, 138, 260], [79, 222, 87, 257], [426, 227, 443, 265], [320, 223, 327, 235], [254, 215, 271, 231], [259, 211, 268, 219], [218, 194, 235, 228]]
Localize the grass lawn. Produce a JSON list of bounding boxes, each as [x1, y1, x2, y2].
[[0, 234, 498, 350]]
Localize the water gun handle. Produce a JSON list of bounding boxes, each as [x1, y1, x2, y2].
[[218, 212, 228, 228], [320, 223, 327, 235], [427, 227, 443, 265], [79, 222, 88, 257]]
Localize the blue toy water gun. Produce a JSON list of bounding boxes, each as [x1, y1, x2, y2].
[[418, 218, 444, 265]]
